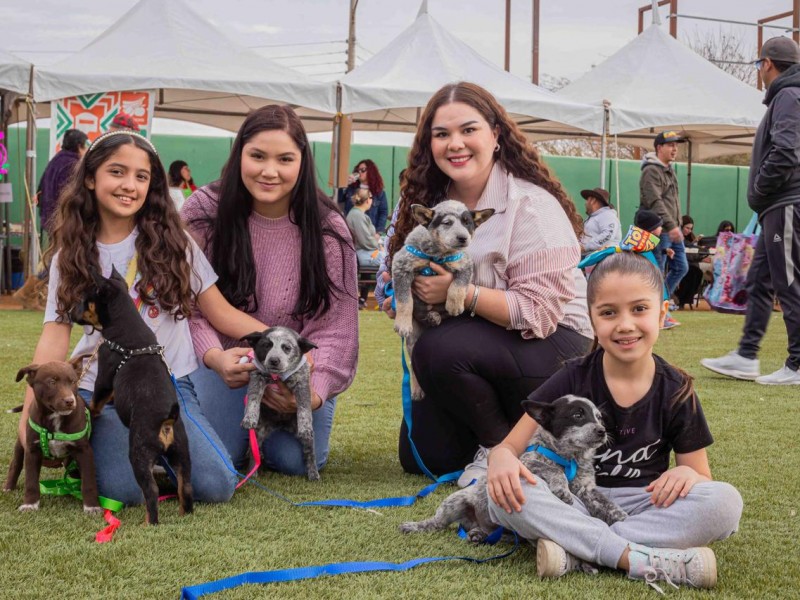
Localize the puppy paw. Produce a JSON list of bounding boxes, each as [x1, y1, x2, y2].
[[398, 522, 417, 534], [467, 528, 488, 544], [606, 508, 628, 524], [18, 501, 39, 512], [2, 485, 15, 493], [445, 298, 465, 317], [410, 386, 425, 401], [240, 415, 258, 430], [578, 562, 600, 575], [554, 491, 573, 505], [83, 505, 103, 515], [394, 320, 413, 339], [307, 469, 320, 481]]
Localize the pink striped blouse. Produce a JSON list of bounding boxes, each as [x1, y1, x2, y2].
[[469, 163, 593, 340]]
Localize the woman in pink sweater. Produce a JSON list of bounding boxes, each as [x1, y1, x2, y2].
[[182, 105, 358, 476]]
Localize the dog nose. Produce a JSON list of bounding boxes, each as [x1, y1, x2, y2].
[[63, 397, 76, 409], [268, 357, 281, 368], [456, 235, 468, 245]]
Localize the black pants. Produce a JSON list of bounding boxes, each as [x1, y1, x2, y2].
[[675, 264, 704, 308], [738, 204, 800, 370], [399, 316, 592, 475]]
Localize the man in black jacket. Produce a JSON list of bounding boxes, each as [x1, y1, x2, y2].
[[702, 37, 800, 385]]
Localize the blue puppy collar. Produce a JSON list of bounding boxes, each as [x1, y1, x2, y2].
[[526, 444, 578, 482], [405, 245, 463, 276]]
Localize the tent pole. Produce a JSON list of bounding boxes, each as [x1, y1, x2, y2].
[[23, 67, 38, 279], [686, 139, 693, 216], [599, 103, 609, 188], [331, 83, 342, 204]]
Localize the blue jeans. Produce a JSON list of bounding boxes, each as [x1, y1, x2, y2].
[[80, 372, 237, 506], [653, 236, 689, 296], [190, 363, 336, 475]]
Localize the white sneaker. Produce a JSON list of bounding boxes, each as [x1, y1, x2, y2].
[[536, 539, 598, 577], [700, 351, 760, 381], [756, 365, 800, 385], [627, 543, 717, 591], [457, 445, 489, 488]]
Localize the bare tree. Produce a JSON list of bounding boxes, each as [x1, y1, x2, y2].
[[684, 26, 757, 88]]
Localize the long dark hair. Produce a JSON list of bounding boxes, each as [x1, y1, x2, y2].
[[186, 104, 354, 318], [586, 252, 696, 409], [168, 160, 188, 187], [47, 132, 195, 320], [388, 81, 583, 261]]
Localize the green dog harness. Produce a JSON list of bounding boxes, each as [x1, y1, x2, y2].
[[28, 408, 92, 460]]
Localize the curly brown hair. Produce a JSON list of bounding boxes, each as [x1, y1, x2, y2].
[[388, 82, 583, 262], [46, 133, 196, 321]]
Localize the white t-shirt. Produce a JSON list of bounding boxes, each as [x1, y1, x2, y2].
[[44, 228, 217, 390], [169, 187, 185, 212]]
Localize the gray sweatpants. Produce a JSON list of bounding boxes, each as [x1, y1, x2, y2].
[[488, 479, 743, 569]]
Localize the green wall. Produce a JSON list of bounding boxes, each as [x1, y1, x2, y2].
[[3, 128, 752, 239]]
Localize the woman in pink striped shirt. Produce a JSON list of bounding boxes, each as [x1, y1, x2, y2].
[[183, 105, 359, 477], [386, 82, 594, 479]]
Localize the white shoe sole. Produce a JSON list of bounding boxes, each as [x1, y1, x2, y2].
[[693, 547, 718, 589], [755, 378, 800, 385], [536, 539, 564, 578], [700, 361, 759, 381]]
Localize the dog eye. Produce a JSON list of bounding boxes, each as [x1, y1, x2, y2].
[[572, 410, 584, 419], [282, 344, 292, 353]]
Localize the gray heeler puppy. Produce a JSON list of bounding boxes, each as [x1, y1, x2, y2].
[[392, 200, 494, 399], [400, 395, 627, 555], [240, 327, 319, 481]]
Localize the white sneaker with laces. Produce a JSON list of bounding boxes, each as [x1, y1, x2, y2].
[[700, 351, 760, 380], [536, 539, 598, 578], [456, 445, 489, 488], [755, 365, 800, 385], [627, 543, 717, 592]]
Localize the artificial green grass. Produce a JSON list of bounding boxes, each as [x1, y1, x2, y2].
[[0, 309, 798, 599]]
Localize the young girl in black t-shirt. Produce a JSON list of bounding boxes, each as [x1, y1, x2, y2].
[[485, 251, 742, 592]]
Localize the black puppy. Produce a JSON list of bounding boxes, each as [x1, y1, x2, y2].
[[70, 267, 192, 525]]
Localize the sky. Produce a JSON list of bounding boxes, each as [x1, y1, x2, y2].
[[0, 0, 793, 138]]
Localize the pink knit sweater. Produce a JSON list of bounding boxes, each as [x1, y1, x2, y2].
[[183, 185, 359, 402]]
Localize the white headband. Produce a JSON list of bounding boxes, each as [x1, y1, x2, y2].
[[88, 129, 158, 155]]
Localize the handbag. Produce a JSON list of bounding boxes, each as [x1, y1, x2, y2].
[[703, 214, 760, 314]]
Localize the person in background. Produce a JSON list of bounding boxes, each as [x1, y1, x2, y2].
[[639, 131, 689, 305], [346, 186, 384, 309], [634, 209, 680, 329], [168, 160, 194, 211], [675, 215, 705, 310], [716, 220, 735, 235], [36, 128, 88, 236], [579, 187, 621, 254], [342, 159, 389, 234], [702, 36, 800, 386]]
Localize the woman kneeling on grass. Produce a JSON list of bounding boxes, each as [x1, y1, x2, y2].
[[183, 105, 358, 477], [487, 251, 743, 591], [18, 130, 268, 505]]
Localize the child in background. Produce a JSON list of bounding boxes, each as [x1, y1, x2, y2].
[[19, 130, 267, 506], [346, 186, 384, 309], [486, 251, 742, 591], [634, 209, 681, 329]]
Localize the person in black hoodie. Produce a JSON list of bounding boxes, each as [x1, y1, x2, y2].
[[701, 36, 800, 386]]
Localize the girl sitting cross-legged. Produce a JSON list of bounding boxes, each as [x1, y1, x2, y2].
[[486, 251, 743, 591]]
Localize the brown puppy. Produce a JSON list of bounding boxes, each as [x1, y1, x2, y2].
[[3, 356, 102, 514]]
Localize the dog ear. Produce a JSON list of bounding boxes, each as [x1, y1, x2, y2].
[[240, 331, 267, 347], [89, 267, 106, 288], [471, 208, 495, 228], [297, 336, 318, 354], [68, 353, 94, 377], [16, 364, 39, 384], [109, 266, 127, 285], [411, 204, 434, 226], [525, 399, 553, 430]]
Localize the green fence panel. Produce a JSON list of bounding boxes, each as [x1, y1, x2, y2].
[[736, 167, 753, 231], [152, 135, 233, 188], [675, 162, 740, 237]]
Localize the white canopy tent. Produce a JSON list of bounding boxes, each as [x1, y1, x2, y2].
[[32, 0, 337, 128], [557, 24, 765, 159], [339, 0, 604, 137], [0, 48, 30, 97]]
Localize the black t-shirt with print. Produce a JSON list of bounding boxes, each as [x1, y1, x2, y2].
[[521, 349, 713, 488]]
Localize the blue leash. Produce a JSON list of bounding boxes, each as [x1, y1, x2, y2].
[[180, 532, 519, 599], [385, 279, 464, 485]]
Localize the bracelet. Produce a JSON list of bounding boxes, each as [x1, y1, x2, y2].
[[468, 285, 481, 317]]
